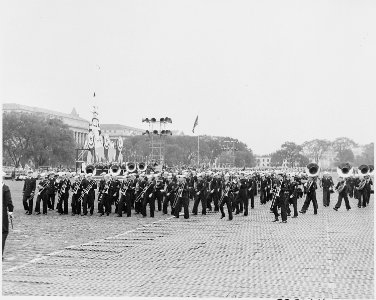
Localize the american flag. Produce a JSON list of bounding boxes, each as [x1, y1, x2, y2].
[[192, 115, 198, 133]]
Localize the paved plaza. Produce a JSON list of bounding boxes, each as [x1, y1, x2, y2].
[[2, 181, 374, 298]]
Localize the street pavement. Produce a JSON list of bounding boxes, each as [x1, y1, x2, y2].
[[2, 180, 374, 299]]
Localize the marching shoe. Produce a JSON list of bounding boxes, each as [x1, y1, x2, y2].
[[229, 217, 233, 221], [299, 211, 306, 214], [347, 207, 351, 211], [282, 220, 287, 223], [358, 205, 361, 208], [35, 212, 41, 215], [43, 213, 47, 215], [272, 219, 279, 222], [292, 216, 298, 218], [333, 207, 338, 211], [220, 214, 225, 219], [71, 213, 75, 216]]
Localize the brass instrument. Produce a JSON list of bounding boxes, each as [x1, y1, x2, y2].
[[369, 165, 374, 176], [356, 178, 367, 191], [335, 179, 347, 193], [109, 163, 122, 176], [358, 165, 370, 176], [126, 162, 137, 173], [85, 164, 96, 175], [270, 181, 281, 210], [172, 182, 185, 209], [98, 179, 111, 202], [137, 162, 147, 172], [57, 179, 67, 203], [37, 180, 49, 196], [218, 183, 230, 207], [135, 182, 153, 203], [120, 180, 130, 196], [337, 162, 353, 178], [305, 163, 320, 177], [72, 178, 83, 195], [78, 180, 96, 202]]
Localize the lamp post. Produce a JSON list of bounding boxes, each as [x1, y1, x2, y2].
[[223, 140, 239, 168], [142, 117, 172, 166]]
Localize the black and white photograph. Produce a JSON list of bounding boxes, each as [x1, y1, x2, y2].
[[1, 0, 375, 299]]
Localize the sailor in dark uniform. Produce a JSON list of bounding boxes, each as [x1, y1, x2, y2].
[[3, 172, 14, 260], [22, 170, 36, 215]]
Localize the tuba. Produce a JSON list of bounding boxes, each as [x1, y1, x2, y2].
[[109, 163, 121, 176], [126, 162, 137, 173], [368, 165, 374, 177], [85, 164, 96, 175], [137, 162, 147, 172], [337, 162, 353, 178], [305, 163, 320, 177], [357, 165, 369, 176]]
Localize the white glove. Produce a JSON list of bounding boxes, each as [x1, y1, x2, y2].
[[149, 194, 153, 198], [197, 191, 200, 195]]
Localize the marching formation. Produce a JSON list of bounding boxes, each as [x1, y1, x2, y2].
[[21, 163, 374, 223]]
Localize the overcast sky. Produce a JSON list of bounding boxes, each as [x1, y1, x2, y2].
[[1, 0, 375, 154]]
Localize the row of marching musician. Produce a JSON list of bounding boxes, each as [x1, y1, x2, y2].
[[21, 162, 373, 222], [266, 163, 374, 223]]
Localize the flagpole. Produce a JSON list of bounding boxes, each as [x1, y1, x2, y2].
[[197, 134, 200, 167]]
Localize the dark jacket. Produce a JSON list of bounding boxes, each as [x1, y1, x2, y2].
[[3, 184, 14, 233], [23, 177, 36, 197]]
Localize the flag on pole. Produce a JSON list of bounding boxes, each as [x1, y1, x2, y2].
[[192, 115, 198, 133]]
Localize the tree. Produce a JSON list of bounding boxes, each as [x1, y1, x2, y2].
[[295, 153, 310, 167], [281, 142, 303, 167], [302, 139, 331, 163], [2, 112, 76, 168], [270, 149, 288, 167], [354, 143, 374, 166], [332, 137, 357, 163], [335, 149, 354, 164], [3, 112, 34, 167]]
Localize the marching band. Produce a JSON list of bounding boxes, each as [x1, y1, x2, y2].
[[21, 163, 374, 223]]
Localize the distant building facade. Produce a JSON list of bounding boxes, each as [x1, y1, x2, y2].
[[255, 155, 271, 167], [101, 124, 144, 143], [3, 103, 90, 147]]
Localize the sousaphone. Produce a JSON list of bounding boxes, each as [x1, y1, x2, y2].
[[337, 162, 353, 178], [109, 163, 121, 176], [305, 163, 320, 177]]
